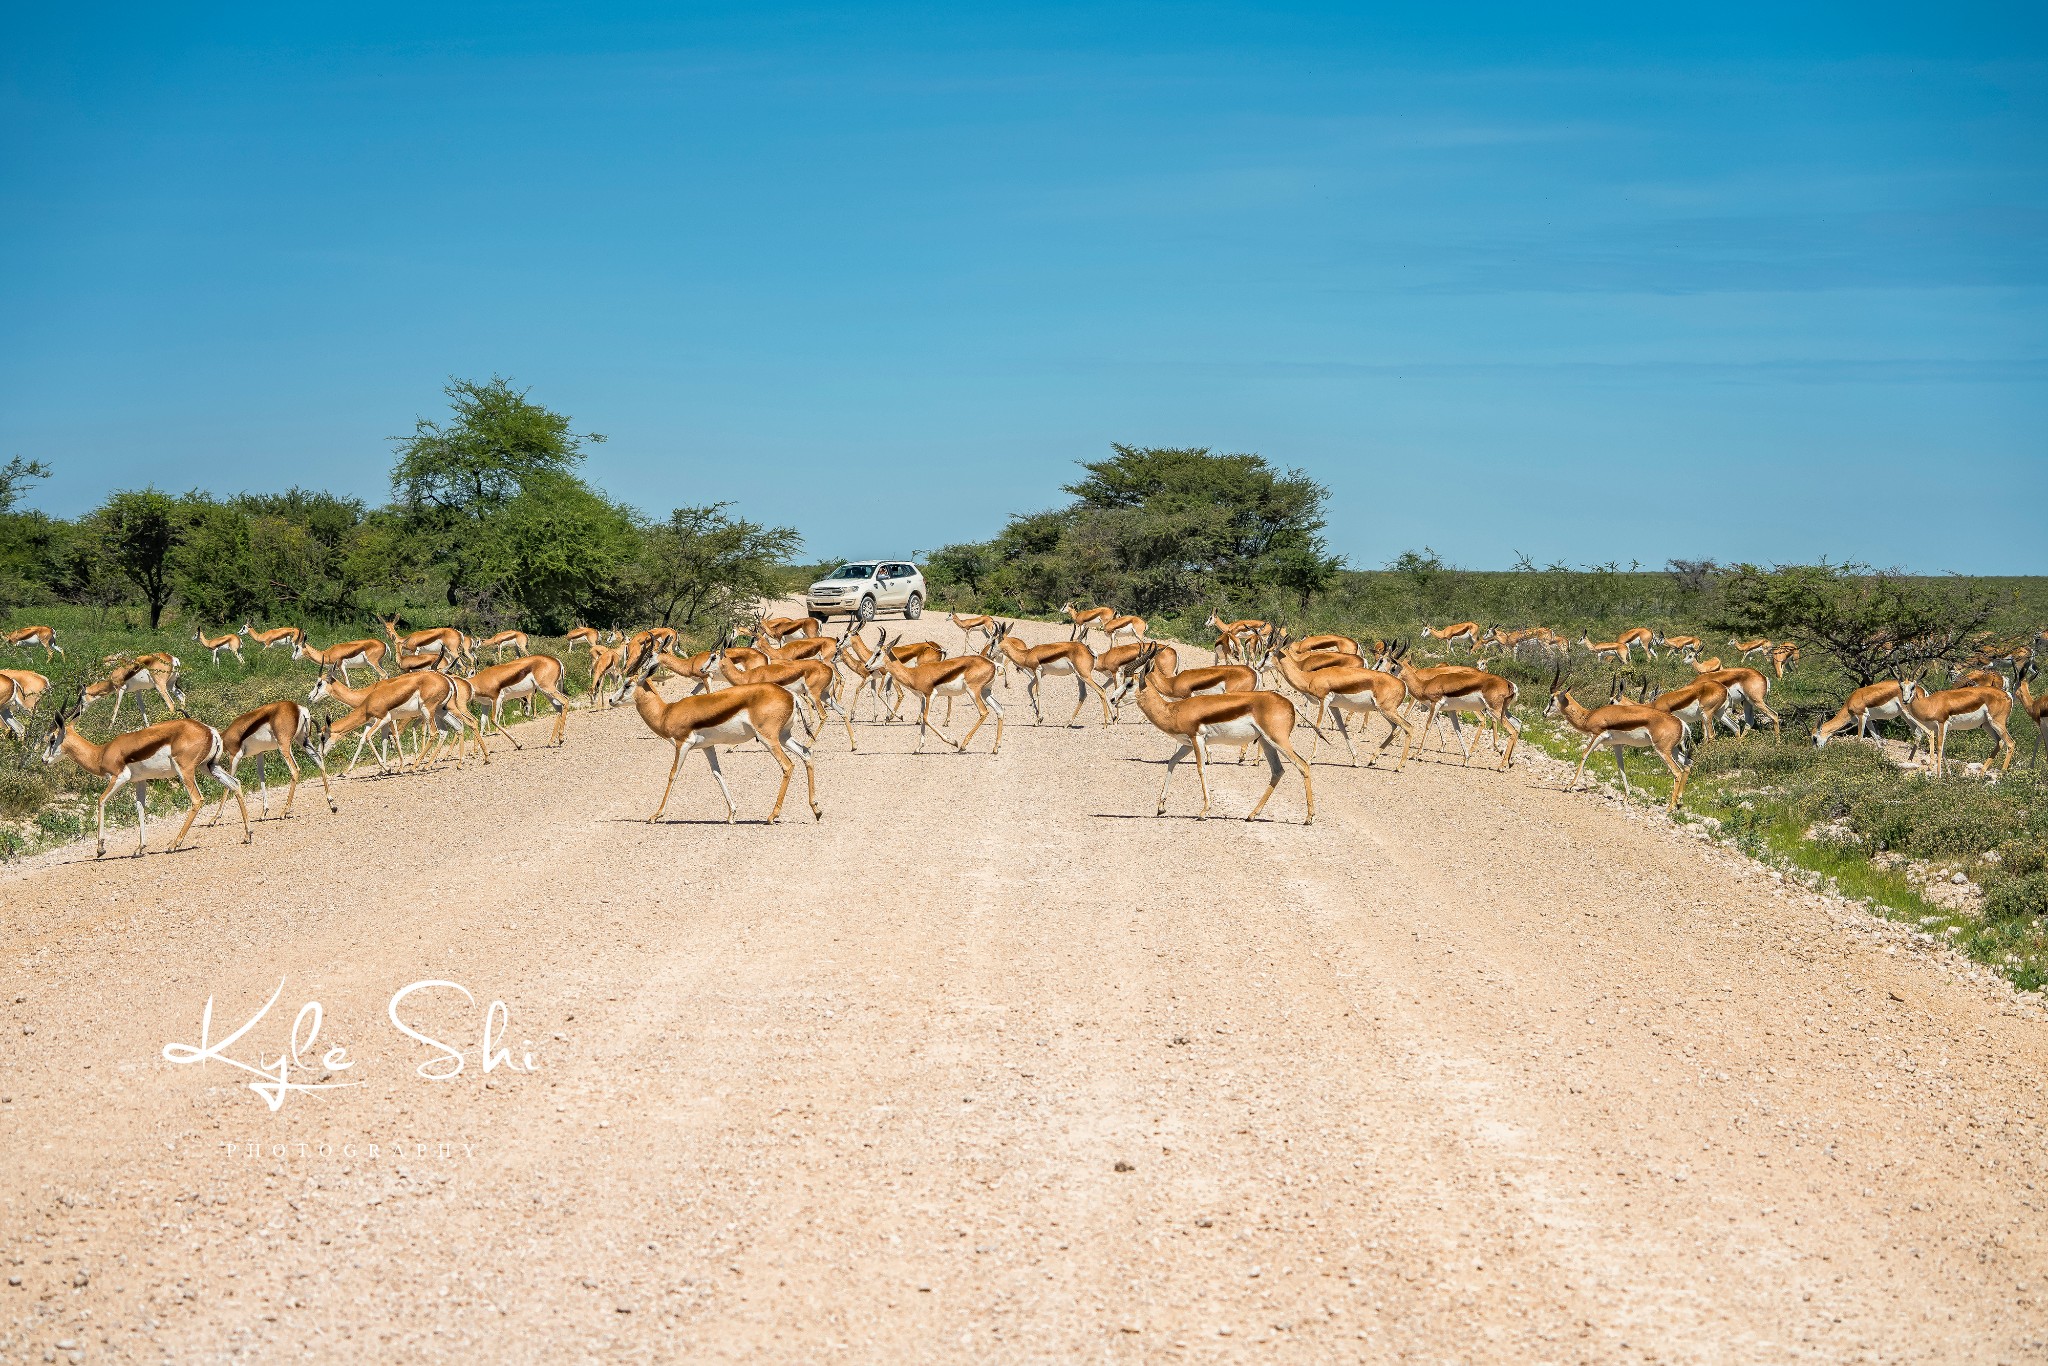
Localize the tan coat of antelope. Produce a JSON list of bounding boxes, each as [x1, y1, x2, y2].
[[82, 655, 183, 727], [867, 629, 1005, 753], [614, 648, 821, 824], [5, 625, 63, 661], [1273, 648, 1413, 768], [42, 695, 250, 857], [1129, 659, 1314, 824], [1545, 678, 1692, 812], [1903, 685, 2014, 776], [1388, 647, 1522, 769], [194, 626, 244, 665], [467, 655, 573, 748], [1813, 681, 1922, 748], [996, 626, 1113, 727], [206, 700, 337, 824], [292, 635, 388, 684]]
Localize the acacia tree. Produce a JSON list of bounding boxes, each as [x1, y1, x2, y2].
[[390, 377, 605, 608], [952, 445, 1340, 618], [1712, 562, 1995, 686], [89, 489, 185, 628], [638, 502, 801, 628]]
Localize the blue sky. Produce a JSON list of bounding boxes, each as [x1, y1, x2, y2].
[[2, 2, 2043, 572]]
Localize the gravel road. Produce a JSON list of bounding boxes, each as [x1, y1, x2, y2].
[[2, 609, 2044, 1363]]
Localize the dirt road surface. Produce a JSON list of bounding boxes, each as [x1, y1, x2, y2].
[[3, 609, 2044, 1363]]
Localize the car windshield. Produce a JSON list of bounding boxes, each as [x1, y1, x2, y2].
[[828, 564, 877, 580]]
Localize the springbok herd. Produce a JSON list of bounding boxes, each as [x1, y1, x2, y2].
[[2, 605, 2045, 860]]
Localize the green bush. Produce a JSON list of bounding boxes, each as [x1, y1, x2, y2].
[[0, 770, 48, 820], [1983, 870, 2048, 921]]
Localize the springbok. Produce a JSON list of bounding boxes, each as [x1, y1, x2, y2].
[[1387, 646, 1522, 769], [995, 626, 1113, 727], [612, 647, 821, 824], [292, 635, 388, 685], [1545, 672, 1692, 813], [1272, 647, 1412, 768], [1903, 684, 2014, 776], [1128, 657, 1314, 824], [1813, 680, 1923, 749], [206, 700, 337, 824], [194, 626, 244, 666], [82, 655, 183, 727], [868, 629, 1005, 754], [4, 625, 63, 661], [42, 693, 250, 857]]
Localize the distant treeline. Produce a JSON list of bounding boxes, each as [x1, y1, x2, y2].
[[919, 445, 2044, 681], [0, 378, 798, 635]]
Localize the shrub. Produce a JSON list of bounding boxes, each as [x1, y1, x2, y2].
[[0, 770, 49, 821]]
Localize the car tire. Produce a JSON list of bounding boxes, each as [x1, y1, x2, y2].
[[809, 610, 828, 624], [904, 592, 923, 619], [856, 596, 876, 623]]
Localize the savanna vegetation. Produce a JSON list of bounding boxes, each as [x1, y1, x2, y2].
[[0, 378, 795, 860], [916, 445, 2047, 988], [5, 423, 2044, 986]]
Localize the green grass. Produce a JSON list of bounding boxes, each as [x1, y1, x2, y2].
[[1, 604, 690, 860], [1513, 705, 2048, 993]]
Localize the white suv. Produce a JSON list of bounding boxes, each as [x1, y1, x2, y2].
[[806, 560, 927, 623]]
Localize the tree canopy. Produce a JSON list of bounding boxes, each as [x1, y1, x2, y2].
[[923, 444, 1340, 621]]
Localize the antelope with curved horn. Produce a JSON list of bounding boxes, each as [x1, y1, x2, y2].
[[612, 645, 821, 824], [1545, 668, 1692, 812], [1386, 644, 1522, 769], [867, 628, 1005, 754], [1617, 626, 1657, 659], [4, 624, 63, 661], [194, 626, 244, 666], [205, 700, 337, 824], [41, 692, 251, 857], [995, 625, 1113, 727], [1272, 645, 1412, 768], [1128, 656, 1314, 824], [1729, 638, 1773, 662], [710, 640, 857, 751]]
